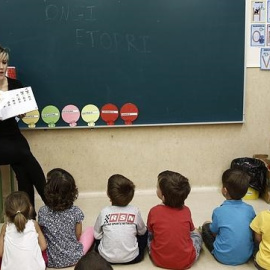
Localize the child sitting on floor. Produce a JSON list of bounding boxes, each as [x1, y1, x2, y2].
[[94, 174, 148, 264], [0, 191, 46, 270], [202, 168, 256, 265], [147, 170, 202, 270], [250, 209, 270, 270], [38, 168, 94, 268]]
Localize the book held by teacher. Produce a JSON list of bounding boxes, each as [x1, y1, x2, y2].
[[0, 86, 38, 120]]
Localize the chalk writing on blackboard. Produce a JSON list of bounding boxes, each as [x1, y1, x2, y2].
[[75, 31, 151, 52], [44, 1, 151, 52], [44, 1, 97, 21]]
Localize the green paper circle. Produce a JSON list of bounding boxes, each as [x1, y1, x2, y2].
[[41, 105, 60, 127]]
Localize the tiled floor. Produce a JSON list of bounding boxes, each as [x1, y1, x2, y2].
[[4, 188, 270, 270]]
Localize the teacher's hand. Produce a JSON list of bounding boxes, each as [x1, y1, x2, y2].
[[18, 114, 26, 119]]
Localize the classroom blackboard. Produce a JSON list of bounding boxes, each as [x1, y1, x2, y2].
[[0, 0, 245, 127]]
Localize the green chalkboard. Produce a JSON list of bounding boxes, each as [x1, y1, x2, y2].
[[0, 0, 245, 127]]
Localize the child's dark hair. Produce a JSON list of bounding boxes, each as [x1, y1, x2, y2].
[[44, 168, 78, 211], [222, 168, 250, 200], [107, 174, 135, 206], [158, 170, 191, 208], [74, 251, 113, 270], [4, 191, 31, 233]]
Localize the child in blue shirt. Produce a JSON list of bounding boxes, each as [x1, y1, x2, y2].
[[202, 168, 256, 265]]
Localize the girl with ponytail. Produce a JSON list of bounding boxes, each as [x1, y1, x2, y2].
[[0, 191, 47, 270]]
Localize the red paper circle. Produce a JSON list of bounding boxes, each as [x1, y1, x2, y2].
[[120, 103, 139, 125], [101, 103, 119, 125]]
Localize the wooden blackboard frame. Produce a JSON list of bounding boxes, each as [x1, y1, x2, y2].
[[0, 0, 246, 128]]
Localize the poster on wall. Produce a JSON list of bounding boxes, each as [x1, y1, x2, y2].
[[246, 0, 270, 67], [267, 24, 270, 46], [260, 48, 270, 69], [251, 24, 265, 46], [251, 1, 266, 22], [268, 0, 270, 22]]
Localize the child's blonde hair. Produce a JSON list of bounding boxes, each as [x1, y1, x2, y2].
[[4, 191, 31, 232], [0, 45, 9, 61]]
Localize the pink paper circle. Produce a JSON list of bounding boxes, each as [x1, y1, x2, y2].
[[61, 105, 80, 127]]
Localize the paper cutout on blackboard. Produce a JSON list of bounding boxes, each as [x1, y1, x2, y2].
[[260, 48, 270, 70], [81, 104, 100, 126], [6, 66, 17, 79], [22, 109, 40, 128], [41, 105, 60, 127], [0, 87, 38, 120], [101, 103, 119, 125], [61, 104, 80, 127], [120, 103, 139, 125]]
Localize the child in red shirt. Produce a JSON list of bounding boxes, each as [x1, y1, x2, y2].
[[147, 170, 202, 270]]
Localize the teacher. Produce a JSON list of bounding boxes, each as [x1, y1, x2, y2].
[[0, 45, 46, 218]]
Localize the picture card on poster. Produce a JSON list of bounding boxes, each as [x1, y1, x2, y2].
[[260, 48, 270, 69], [251, 1, 266, 23], [251, 24, 266, 46]]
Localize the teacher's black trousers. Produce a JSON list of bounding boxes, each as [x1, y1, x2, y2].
[[0, 134, 46, 210]]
